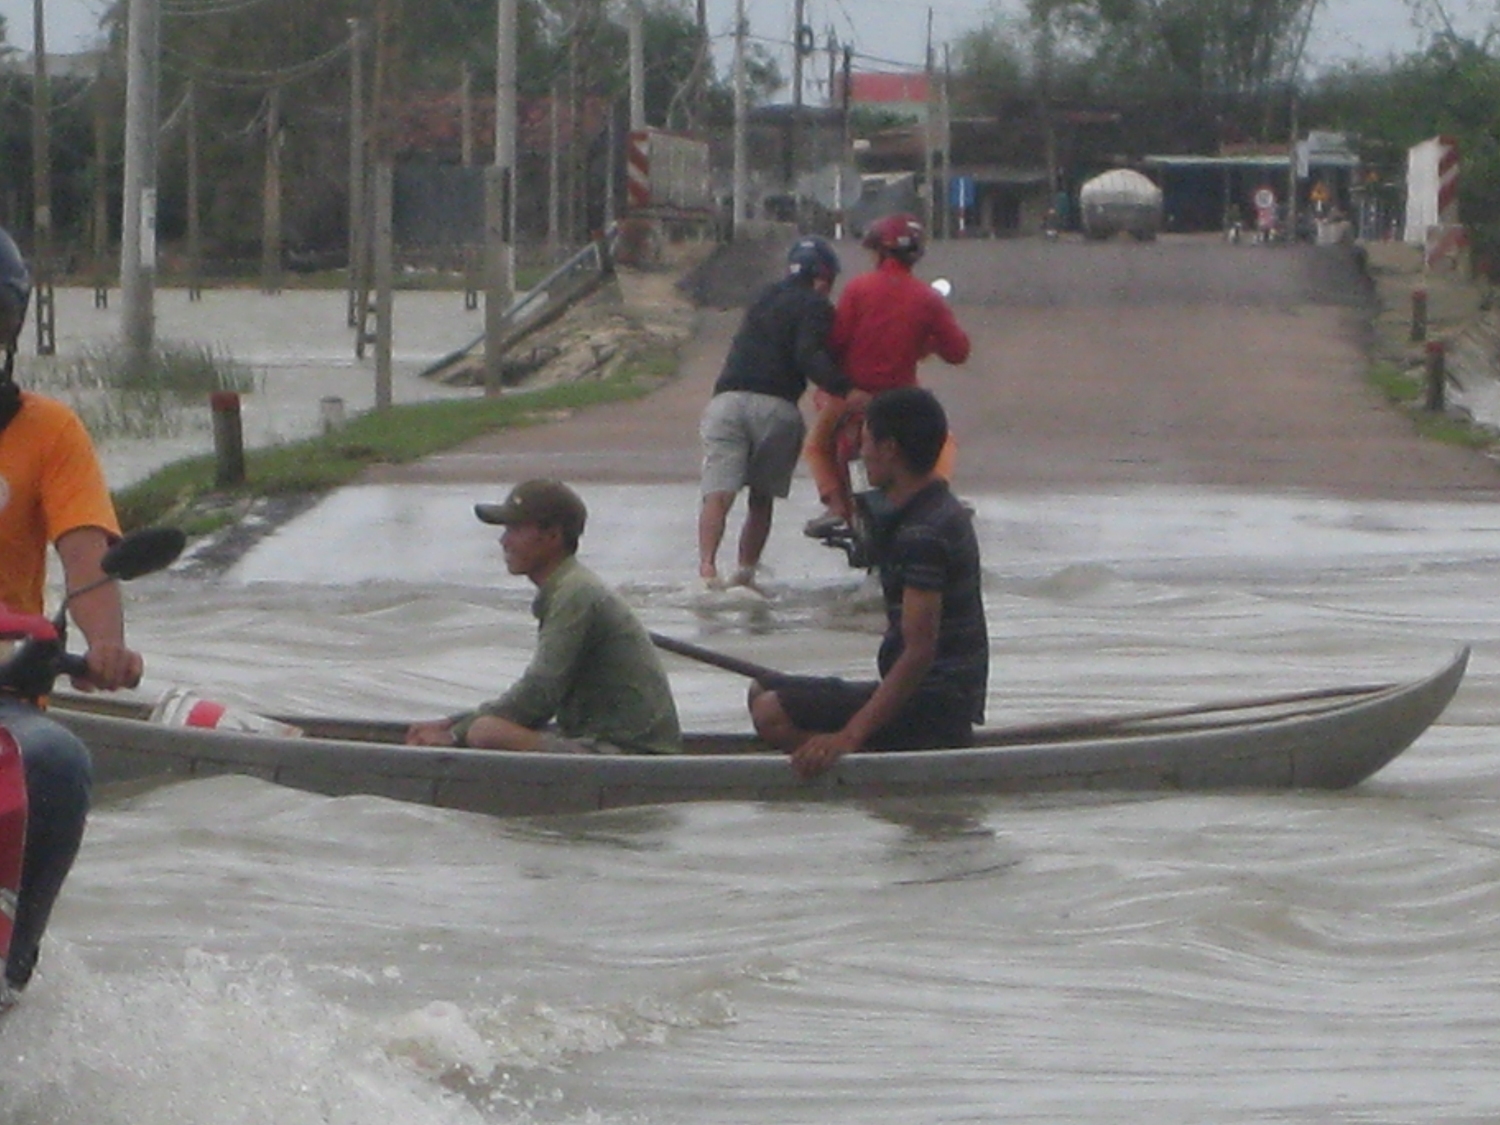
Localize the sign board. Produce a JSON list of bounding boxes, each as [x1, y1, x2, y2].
[[948, 175, 976, 211], [626, 129, 713, 216]]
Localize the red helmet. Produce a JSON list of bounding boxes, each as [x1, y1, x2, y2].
[[862, 212, 925, 263]]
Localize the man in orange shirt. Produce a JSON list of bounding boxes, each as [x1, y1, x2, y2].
[[804, 213, 970, 535], [0, 228, 142, 1006]]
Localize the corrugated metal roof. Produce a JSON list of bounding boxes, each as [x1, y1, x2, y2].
[[950, 165, 1051, 186], [1144, 154, 1289, 168]]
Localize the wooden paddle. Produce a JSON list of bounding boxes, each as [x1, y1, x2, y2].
[[649, 632, 781, 682], [649, 631, 1396, 742]]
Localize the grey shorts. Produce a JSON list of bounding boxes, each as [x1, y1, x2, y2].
[[700, 391, 806, 499]]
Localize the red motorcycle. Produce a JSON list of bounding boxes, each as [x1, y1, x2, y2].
[[0, 527, 183, 985]]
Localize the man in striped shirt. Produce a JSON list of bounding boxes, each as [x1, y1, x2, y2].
[[749, 388, 989, 778]]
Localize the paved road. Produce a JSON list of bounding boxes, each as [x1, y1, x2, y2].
[[364, 235, 1500, 501]]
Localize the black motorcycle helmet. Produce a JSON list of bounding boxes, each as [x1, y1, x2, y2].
[[786, 235, 840, 284], [0, 226, 30, 432]]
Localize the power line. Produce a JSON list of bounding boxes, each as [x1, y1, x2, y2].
[[161, 36, 350, 88]]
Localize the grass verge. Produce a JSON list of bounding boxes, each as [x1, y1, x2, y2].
[[1368, 361, 1498, 450], [113, 344, 680, 535]]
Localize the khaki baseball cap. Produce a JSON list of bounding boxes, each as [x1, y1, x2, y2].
[[475, 479, 587, 539]]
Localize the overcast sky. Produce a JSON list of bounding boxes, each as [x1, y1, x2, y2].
[[1, 0, 1493, 91]]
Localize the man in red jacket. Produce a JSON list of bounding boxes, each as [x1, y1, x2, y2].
[[804, 213, 970, 535]]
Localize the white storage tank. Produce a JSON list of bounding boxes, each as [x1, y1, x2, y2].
[[1079, 169, 1164, 241]]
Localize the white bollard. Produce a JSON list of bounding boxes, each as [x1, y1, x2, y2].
[[320, 395, 347, 435]]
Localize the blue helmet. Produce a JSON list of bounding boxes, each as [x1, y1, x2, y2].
[[0, 227, 24, 427], [786, 236, 840, 283], [0, 227, 29, 355]]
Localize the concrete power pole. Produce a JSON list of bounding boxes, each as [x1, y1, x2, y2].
[[260, 86, 283, 294], [732, 0, 747, 236], [186, 79, 201, 298], [31, 0, 55, 354], [485, 0, 518, 395], [370, 0, 400, 410], [121, 0, 161, 374], [460, 62, 474, 167], [627, 1, 645, 132], [788, 0, 804, 204], [922, 8, 935, 237], [346, 17, 367, 331], [91, 62, 109, 280], [548, 80, 561, 262], [941, 44, 952, 241], [838, 44, 851, 239]]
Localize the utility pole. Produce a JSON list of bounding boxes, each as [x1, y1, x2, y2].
[[370, 0, 401, 410], [838, 44, 851, 239], [186, 79, 201, 298], [260, 86, 283, 294], [548, 79, 561, 262], [121, 0, 161, 375], [732, 0, 747, 236], [922, 8, 935, 238], [692, 0, 707, 130], [604, 100, 617, 228], [1287, 87, 1300, 242], [460, 62, 473, 167], [485, 0, 518, 395], [565, 2, 582, 245], [346, 17, 368, 333], [941, 44, 952, 241], [787, 0, 805, 202], [91, 59, 109, 285], [31, 0, 55, 354], [627, 0, 645, 131]]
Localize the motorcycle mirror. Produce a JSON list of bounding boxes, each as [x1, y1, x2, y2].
[[100, 526, 186, 581], [931, 278, 952, 298]]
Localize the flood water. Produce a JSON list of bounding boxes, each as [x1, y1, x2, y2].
[[4, 478, 1500, 1124]]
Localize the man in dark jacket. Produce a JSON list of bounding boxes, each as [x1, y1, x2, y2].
[[697, 236, 852, 590]]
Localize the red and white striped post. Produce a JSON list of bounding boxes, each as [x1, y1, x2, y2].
[[1425, 136, 1465, 270], [626, 130, 651, 212]]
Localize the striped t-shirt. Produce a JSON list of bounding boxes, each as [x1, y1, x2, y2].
[[873, 480, 989, 724]]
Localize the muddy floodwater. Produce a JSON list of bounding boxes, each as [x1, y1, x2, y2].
[[5, 479, 1500, 1124]]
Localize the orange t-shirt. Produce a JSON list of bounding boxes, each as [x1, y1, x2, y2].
[[0, 392, 120, 615]]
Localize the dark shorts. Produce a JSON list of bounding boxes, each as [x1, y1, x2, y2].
[[762, 674, 974, 751]]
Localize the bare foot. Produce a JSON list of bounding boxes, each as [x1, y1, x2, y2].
[[730, 565, 767, 596]]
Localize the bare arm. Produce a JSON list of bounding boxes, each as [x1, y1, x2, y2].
[[789, 586, 941, 779], [55, 526, 143, 691]]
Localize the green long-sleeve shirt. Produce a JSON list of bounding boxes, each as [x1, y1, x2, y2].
[[455, 557, 681, 754]]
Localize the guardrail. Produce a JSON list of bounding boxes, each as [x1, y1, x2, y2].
[[419, 233, 616, 382]]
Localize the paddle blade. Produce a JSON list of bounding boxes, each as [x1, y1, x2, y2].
[[102, 527, 187, 581], [0, 728, 26, 974]]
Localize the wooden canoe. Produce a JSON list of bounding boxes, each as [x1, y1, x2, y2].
[[49, 647, 1469, 818]]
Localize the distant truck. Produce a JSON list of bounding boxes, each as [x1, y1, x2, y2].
[[1079, 169, 1163, 241]]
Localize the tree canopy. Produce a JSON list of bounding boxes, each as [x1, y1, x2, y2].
[[1023, 0, 1322, 98]]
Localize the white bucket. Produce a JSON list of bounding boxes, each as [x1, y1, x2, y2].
[[150, 688, 303, 738]]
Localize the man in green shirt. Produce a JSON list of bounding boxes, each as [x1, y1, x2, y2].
[[405, 479, 681, 755]]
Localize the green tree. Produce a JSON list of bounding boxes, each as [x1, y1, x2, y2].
[[1311, 31, 1500, 275], [1027, 0, 1322, 100]]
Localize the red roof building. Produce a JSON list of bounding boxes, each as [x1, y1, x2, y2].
[[833, 70, 931, 114]]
